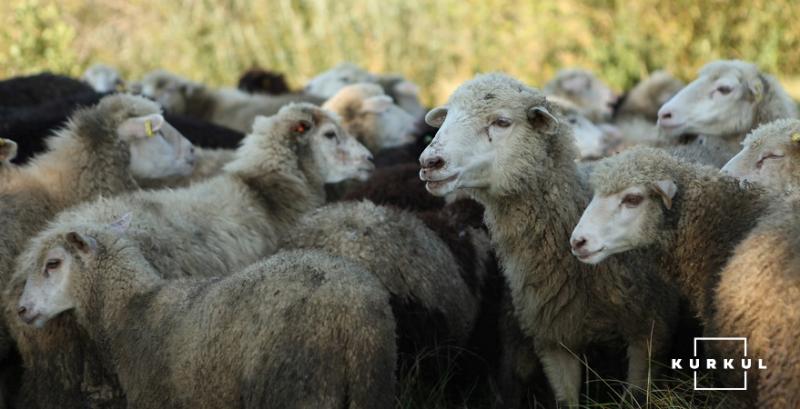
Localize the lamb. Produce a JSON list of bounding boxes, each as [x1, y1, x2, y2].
[[543, 68, 617, 122], [81, 63, 124, 93], [0, 94, 197, 408], [322, 83, 416, 153], [15, 222, 397, 409], [657, 60, 799, 158], [722, 118, 800, 193], [712, 192, 800, 408], [418, 73, 679, 406], [570, 147, 769, 404], [613, 70, 684, 122], [136, 69, 324, 133], [4, 103, 372, 409]]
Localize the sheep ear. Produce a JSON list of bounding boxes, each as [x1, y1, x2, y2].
[[361, 95, 394, 114], [118, 114, 165, 140], [109, 212, 133, 235], [290, 119, 314, 136], [0, 138, 18, 162], [748, 76, 765, 103], [651, 180, 677, 210], [527, 106, 560, 135], [65, 232, 97, 255], [425, 107, 447, 128]]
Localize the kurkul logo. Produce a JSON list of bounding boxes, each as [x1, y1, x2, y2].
[[671, 337, 767, 391]]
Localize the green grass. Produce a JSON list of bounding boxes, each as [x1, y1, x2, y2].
[[2, 0, 800, 105]]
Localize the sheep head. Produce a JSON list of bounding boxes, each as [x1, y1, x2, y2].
[[543, 68, 617, 122], [722, 118, 800, 192], [323, 83, 416, 153], [419, 73, 568, 197], [241, 103, 374, 184], [304, 63, 377, 99], [657, 60, 768, 139], [570, 147, 685, 264]]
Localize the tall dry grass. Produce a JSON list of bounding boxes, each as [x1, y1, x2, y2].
[[1, 0, 799, 104]]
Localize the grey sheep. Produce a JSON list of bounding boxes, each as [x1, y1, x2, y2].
[[4, 103, 372, 409], [419, 73, 679, 406], [0, 93, 196, 409], [15, 222, 397, 409], [282, 200, 492, 349]]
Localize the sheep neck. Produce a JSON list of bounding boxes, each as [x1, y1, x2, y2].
[[662, 175, 767, 325], [229, 145, 325, 234], [24, 131, 137, 206], [474, 157, 597, 343]]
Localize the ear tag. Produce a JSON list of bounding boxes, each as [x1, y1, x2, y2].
[[294, 123, 307, 133], [145, 120, 155, 138], [792, 133, 800, 143], [0, 139, 5, 146]]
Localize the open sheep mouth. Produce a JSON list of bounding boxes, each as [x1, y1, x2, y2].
[[424, 173, 457, 189]]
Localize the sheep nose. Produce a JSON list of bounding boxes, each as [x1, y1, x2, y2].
[[571, 237, 587, 250], [17, 306, 26, 317], [366, 153, 374, 163], [659, 110, 673, 121], [421, 155, 445, 170]]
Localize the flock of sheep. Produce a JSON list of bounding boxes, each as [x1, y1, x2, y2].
[[0, 58, 797, 409]]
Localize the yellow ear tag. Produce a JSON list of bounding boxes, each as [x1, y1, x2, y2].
[[0, 139, 5, 146], [791, 132, 800, 143], [145, 120, 154, 138]]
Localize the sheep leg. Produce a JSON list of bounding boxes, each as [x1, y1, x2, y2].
[[538, 347, 581, 407], [624, 340, 653, 405]]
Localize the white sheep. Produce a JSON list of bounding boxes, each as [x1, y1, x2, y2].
[[419, 73, 679, 406], [305, 63, 426, 117], [543, 68, 617, 122], [322, 83, 417, 153], [722, 118, 800, 193], [547, 95, 609, 160], [81, 63, 124, 93], [657, 60, 799, 156]]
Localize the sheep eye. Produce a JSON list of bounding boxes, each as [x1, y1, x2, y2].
[[324, 131, 336, 140], [756, 153, 784, 169], [621, 194, 644, 207], [44, 259, 61, 277], [567, 117, 578, 125], [492, 118, 512, 128], [717, 85, 733, 95]]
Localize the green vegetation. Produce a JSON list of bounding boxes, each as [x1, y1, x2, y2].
[[1, 0, 799, 104]]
